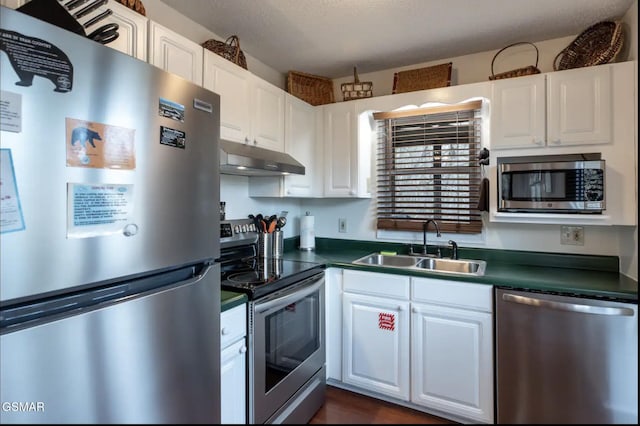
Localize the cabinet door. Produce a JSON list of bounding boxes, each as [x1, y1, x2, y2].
[[221, 338, 247, 424], [325, 268, 343, 381], [203, 50, 251, 143], [323, 102, 358, 197], [342, 292, 410, 401], [250, 76, 285, 151], [490, 73, 546, 149], [283, 94, 317, 196], [75, 0, 148, 60], [411, 303, 493, 423], [0, 0, 25, 8], [148, 22, 203, 85], [547, 65, 611, 146]]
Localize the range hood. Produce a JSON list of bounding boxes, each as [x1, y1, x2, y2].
[[219, 139, 305, 176]]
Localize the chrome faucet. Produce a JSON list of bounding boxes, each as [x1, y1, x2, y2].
[[422, 219, 441, 257], [448, 240, 458, 260]]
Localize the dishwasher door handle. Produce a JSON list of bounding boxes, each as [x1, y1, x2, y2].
[[502, 293, 636, 316]]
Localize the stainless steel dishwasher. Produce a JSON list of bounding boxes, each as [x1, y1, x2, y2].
[[495, 288, 638, 424]]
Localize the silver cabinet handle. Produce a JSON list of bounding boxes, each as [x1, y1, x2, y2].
[[502, 293, 635, 316]]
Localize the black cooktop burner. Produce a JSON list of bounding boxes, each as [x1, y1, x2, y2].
[[221, 255, 324, 299], [226, 268, 279, 285]]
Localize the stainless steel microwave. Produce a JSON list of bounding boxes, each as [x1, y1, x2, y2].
[[497, 153, 605, 213]]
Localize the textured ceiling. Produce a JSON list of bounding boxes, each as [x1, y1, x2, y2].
[[159, 0, 634, 78]]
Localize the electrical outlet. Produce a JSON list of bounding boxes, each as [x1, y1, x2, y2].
[[561, 226, 584, 246], [338, 218, 347, 233]]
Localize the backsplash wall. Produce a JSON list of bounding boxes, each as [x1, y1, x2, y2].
[[220, 175, 302, 238]]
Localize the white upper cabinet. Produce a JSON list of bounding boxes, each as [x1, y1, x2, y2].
[[250, 74, 285, 152], [490, 74, 546, 149], [0, 0, 25, 9], [546, 65, 611, 146], [321, 101, 372, 198], [78, 0, 148, 61], [282, 93, 319, 196], [203, 50, 284, 151], [491, 65, 612, 149], [148, 21, 203, 85], [203, 49, 252, 143]]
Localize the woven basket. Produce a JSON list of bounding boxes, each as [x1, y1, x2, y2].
[[287, 71, 334, 106], [489, 42, 541, 80], [116, 0, 146, 16], [392, 62, 452, 94], [202, 36, 248, 70], [341, 67, 373, 101], [553, 21, 624, 71]]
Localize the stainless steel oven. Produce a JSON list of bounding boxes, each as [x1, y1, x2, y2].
[[249, 272, 325, 424], [220, 218, 326, 424]]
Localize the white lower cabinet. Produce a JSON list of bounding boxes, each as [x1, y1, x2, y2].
[[334, 268, 494, 423], [410, 277, 494, 423], [220, 304, 247, 424], [325, 268, 343, 381], [342, 270, 410, 401]]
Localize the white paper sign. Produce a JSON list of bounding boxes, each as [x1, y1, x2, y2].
[[0, 149, 26, 233], [67, 183, 134, 238], [0, 90, 22, 133]]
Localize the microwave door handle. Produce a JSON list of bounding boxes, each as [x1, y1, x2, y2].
[[255, 276, 323, 314]]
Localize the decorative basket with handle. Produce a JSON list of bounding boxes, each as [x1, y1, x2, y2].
[[489, 42, 541, 80], [341, 67, 373, 101], [202, 35, 248, 70]]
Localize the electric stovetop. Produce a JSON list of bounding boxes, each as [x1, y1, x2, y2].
[[219, 219, 324, 300]]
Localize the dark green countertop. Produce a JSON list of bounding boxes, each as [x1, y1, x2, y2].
[[282, 237, 638, 302], [221, 289, 247, 312]]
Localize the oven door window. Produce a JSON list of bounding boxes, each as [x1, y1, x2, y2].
[[263, 291, 320, 393]]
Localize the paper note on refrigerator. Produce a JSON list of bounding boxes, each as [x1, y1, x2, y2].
[[0, 149, 26, 234], [67, 183, 134, 238]]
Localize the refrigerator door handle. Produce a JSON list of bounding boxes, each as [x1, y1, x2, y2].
[[502, 293, 635, 316]]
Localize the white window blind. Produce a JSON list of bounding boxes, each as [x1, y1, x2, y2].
[[372, 100, 483, 234]]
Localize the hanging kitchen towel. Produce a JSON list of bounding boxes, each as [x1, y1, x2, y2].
[[477, 177, 490, 212]]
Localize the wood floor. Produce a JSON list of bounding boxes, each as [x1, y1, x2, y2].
[[308, 385, 457, 424]]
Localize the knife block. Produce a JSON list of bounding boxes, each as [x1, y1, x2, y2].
[[17, 0, 86, 36]]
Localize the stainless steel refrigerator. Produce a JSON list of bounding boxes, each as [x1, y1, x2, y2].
[[1, 7, 221, 424]]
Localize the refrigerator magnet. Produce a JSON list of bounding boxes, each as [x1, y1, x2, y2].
[[159, 126, 186, 149], [65, 118, 136, 170], [158, 97, 185, 122]]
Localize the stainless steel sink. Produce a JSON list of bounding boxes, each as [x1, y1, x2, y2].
[[352, 253, 486, 276], [415, 257, 486, 275], [353, 253, 420, 268]]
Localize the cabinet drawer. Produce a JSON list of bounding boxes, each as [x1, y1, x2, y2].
[[344, 269, 410, 300], [221, 304, 247, 348], [411, 277, 493, 312]]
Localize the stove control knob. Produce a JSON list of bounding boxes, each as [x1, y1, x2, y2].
[[241, 224, 248, 232], [234, 225, 240, 234]]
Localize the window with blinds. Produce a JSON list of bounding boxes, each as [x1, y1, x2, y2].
[[372, 100, 483, 234]]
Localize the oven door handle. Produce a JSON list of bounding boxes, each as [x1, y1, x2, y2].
[[254, 275, 324, 314]]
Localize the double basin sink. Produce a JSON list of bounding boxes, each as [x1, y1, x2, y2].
[[352, 253, 486, 276]]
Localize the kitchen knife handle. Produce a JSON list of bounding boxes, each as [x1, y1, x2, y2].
[[74, 0, 108, 19], [83, 8, 112, 28]]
